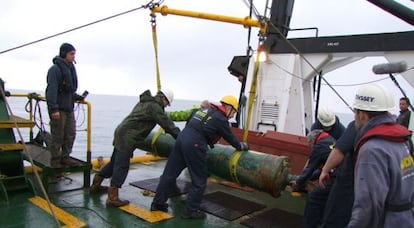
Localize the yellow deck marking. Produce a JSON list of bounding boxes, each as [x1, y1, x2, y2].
[[119, 203, 173, 223], [29, 196, 86, 228]]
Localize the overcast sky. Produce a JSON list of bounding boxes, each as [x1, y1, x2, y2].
[[0, 0, 413, 113]]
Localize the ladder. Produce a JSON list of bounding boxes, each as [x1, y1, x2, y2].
[[0, 79, 36, 202]]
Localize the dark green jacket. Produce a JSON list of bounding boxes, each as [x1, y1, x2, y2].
[[113, 90, 180, 154]]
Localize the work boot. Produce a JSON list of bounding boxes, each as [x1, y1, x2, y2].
[[106, 186, 129, 207], [90, 175, 108, 193], [150, 202, 169, 212], [61, 157, 78, 167], [181, 209, 206, 219]]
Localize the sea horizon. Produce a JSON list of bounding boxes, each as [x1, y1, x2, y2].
[[6, 90, 355, 161]]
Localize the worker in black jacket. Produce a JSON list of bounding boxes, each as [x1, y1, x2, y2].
[[151, 95, 249, 219]]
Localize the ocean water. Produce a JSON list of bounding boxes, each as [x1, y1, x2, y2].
[[6, 92, 200, 161], [6, 91, 355, 161]]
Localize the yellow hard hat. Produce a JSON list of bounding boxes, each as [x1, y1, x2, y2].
[[220, 95, 239, 112]]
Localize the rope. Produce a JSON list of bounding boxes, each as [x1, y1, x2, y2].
[[151, 128, 165, 155], [150, 13, 162, 92], [229, 149, 243, 184], [242, 41, 264, 142], [0, 88, 60, 227], [0, 1, 159, 55]]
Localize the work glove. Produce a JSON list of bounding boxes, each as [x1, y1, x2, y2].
[[239, 142, 249, 151]]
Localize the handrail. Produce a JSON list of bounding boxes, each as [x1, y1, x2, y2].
[[9, 93, 92, 164]]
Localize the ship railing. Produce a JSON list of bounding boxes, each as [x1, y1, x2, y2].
[[7, 92, 92, 190]]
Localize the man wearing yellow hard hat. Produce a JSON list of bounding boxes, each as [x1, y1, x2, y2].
[[151, 95, 249, 219]]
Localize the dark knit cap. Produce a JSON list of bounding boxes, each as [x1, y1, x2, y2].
[[59, 43, 76, 58]]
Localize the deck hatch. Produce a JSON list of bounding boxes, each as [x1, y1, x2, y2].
[[240, 207, 302, 227], [200, 191, 265, 221], [130, 177, 191, 197]]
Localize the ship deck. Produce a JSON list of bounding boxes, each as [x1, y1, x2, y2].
[[0, 155, 306, 228]]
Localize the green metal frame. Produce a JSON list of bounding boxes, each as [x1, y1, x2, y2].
[[0, 80, 36, 202]]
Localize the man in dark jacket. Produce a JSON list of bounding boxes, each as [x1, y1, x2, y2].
[[46, 43, 84, 168], [295, 129, 335, 192], [150, 95, 249, 219], [396, 97, 411, 128], [319, 120, 357, 228], [90, 89, 181, 207], [294, 129, 335, 228], [311, 106, 345, 140]]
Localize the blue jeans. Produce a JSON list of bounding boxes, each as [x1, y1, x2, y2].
[[98, 148, 130, 188]]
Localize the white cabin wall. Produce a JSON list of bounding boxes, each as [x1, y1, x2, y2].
[[246, 54, 297, 133], [245, 50, 414, 136], [246, 54, 311, 135], [283, 55, 307, 135]]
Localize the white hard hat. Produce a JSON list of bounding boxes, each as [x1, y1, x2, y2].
[[317, 106, 336, 127], [353, 83, 395, 112], [160, 88, 174, 106]]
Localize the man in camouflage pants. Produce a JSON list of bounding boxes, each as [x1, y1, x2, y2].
[[90, 89, 180, 207]]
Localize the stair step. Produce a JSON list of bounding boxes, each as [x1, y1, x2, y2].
[[0, 143, 24, 151], [0, 115, 35, 128]]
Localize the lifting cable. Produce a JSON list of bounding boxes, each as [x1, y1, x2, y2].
[[237, 0, 255, 130], [230, 38, 265, 185], [230, 3, 268, 183], [150, 12, 162, 92], [0, 2, 155, 55], [242, 39, 265, 142]]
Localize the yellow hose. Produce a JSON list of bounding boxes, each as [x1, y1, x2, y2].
[[24, 154, 166, 173], [91, 154, 166, 171]]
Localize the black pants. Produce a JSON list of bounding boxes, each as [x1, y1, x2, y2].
[[152, 128, 208, 213], [303, 178, 334, 228], [321, 159, 354, 228]]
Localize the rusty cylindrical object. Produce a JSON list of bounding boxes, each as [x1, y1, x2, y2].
[[207, 144, 291, 197], [138, 131, 292, 197]]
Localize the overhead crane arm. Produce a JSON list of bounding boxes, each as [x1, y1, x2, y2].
[[151, 5, 267, 35]]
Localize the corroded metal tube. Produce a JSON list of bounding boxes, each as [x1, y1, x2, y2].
[[207, 144, 290, 197], [138, 131, 291, 197]]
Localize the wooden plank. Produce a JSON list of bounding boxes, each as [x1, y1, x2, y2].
[[29, 196, 86, 228], [119, 203, 173, 223]]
